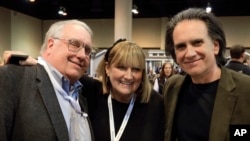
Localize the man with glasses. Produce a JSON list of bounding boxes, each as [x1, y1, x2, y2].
[[0, 20, 97, 141]]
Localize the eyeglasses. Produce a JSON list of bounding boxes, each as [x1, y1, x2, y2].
[[53, 37, 92, 56]]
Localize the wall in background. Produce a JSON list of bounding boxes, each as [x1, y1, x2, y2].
[[11, 11, 42, 58], [0, 7, 11, 58], [1, 6, 250, 59]]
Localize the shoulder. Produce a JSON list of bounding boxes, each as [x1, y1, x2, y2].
[[80, 75, 102, 87], [147, 89, 165, 113], [80, 75, 103, 98], [149, 89, 163, 102], [0, 64, 38, 77], [242, 66, 250, 75], [222, 67, 250, 80], [166, 74, 185, 85], [0, 65, 40, 93], [221, 67, 250, 90]]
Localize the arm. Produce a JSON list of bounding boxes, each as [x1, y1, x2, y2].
[[153, 78, 159, 92], [2, 51, 38, 65]]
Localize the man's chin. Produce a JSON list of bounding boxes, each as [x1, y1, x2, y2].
[[67, 72, 84, 81]]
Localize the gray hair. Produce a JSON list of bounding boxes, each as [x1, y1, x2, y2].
[[40, 20, 93, 54]]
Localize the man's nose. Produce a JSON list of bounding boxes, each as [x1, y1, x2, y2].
[[185, 46, 196, 58]]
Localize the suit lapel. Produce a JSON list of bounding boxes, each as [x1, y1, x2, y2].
[[164, 75, 185, 140], [36, 65, 69, 141], [209, 67, 237, 141], [165, 68, 237, 141]]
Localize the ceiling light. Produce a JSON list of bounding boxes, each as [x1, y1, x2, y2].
[[206, 3, 212, 13], [132, 5, 139, 14], [58, 6, 67, 16]]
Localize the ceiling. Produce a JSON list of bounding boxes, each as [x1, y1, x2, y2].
[[0, 0, 249, 20]]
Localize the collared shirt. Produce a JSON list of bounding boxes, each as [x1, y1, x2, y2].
[[37, 57, 91, 141]]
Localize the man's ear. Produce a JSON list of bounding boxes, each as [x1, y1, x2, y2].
[[47, 38, 55, 49], [213, 40, 220, 55]]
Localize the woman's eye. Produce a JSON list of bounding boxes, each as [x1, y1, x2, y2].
[[132, 68, 141, 72], [117, 66, 126, 70]]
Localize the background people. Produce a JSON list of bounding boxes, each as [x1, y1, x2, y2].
[[225, 44, 250, 75], [153, 62, 174, 94], [0, 20, 94, 141], [164, 8, 250, 141], [85, 39, 165, 141], [147, 67, 157, 85], [243, 55, 250, 66]]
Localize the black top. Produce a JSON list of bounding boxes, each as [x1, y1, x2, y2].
[[225, 60, 250, 75], [83, 81, 165, 141], [173, 77, 218, 141], [157, 77, 166, 95]]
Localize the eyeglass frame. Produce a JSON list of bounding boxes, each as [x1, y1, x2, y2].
[[53, 37, 92, 56]]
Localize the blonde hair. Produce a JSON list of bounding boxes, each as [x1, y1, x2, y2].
[[97, 41, 152, 103]]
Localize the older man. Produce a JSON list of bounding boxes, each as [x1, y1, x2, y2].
[[0, 20, 95, 141]]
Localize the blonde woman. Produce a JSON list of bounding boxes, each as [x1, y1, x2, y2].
[[88, 39, 164, 141]]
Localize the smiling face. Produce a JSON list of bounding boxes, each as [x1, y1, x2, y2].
[[104, 41, 146, 103], [106, 63, 143, 102], [43, 24, 92, 83], [173, 19, 220, 79], [163, 63, 173, 77]]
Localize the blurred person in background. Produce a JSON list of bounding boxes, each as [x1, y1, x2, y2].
[[225, 44, 250, 75], [153, 62, 174, 94], [147, 67, 157, 85]]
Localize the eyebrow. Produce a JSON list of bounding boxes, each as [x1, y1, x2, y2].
[[174, 38, 204, 47], [190, 39, 203, 44], [174, 42, 186, 48]]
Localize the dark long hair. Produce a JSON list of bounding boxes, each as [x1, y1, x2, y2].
[[165, 8, 227, 65]]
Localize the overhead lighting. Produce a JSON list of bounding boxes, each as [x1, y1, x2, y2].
[[132, 5, 139, 14], [58, 6, 67, 16], [26, 0, 35, 3], [206, 3, 212, 13]]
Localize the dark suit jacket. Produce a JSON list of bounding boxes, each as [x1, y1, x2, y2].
[[225, 60, 250, 75], [0, 64, 94, 141], [163, 67, 250, 141], [79, 75, 103, 120]]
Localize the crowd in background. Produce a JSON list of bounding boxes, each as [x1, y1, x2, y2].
[[147, 62, 184, 94]]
